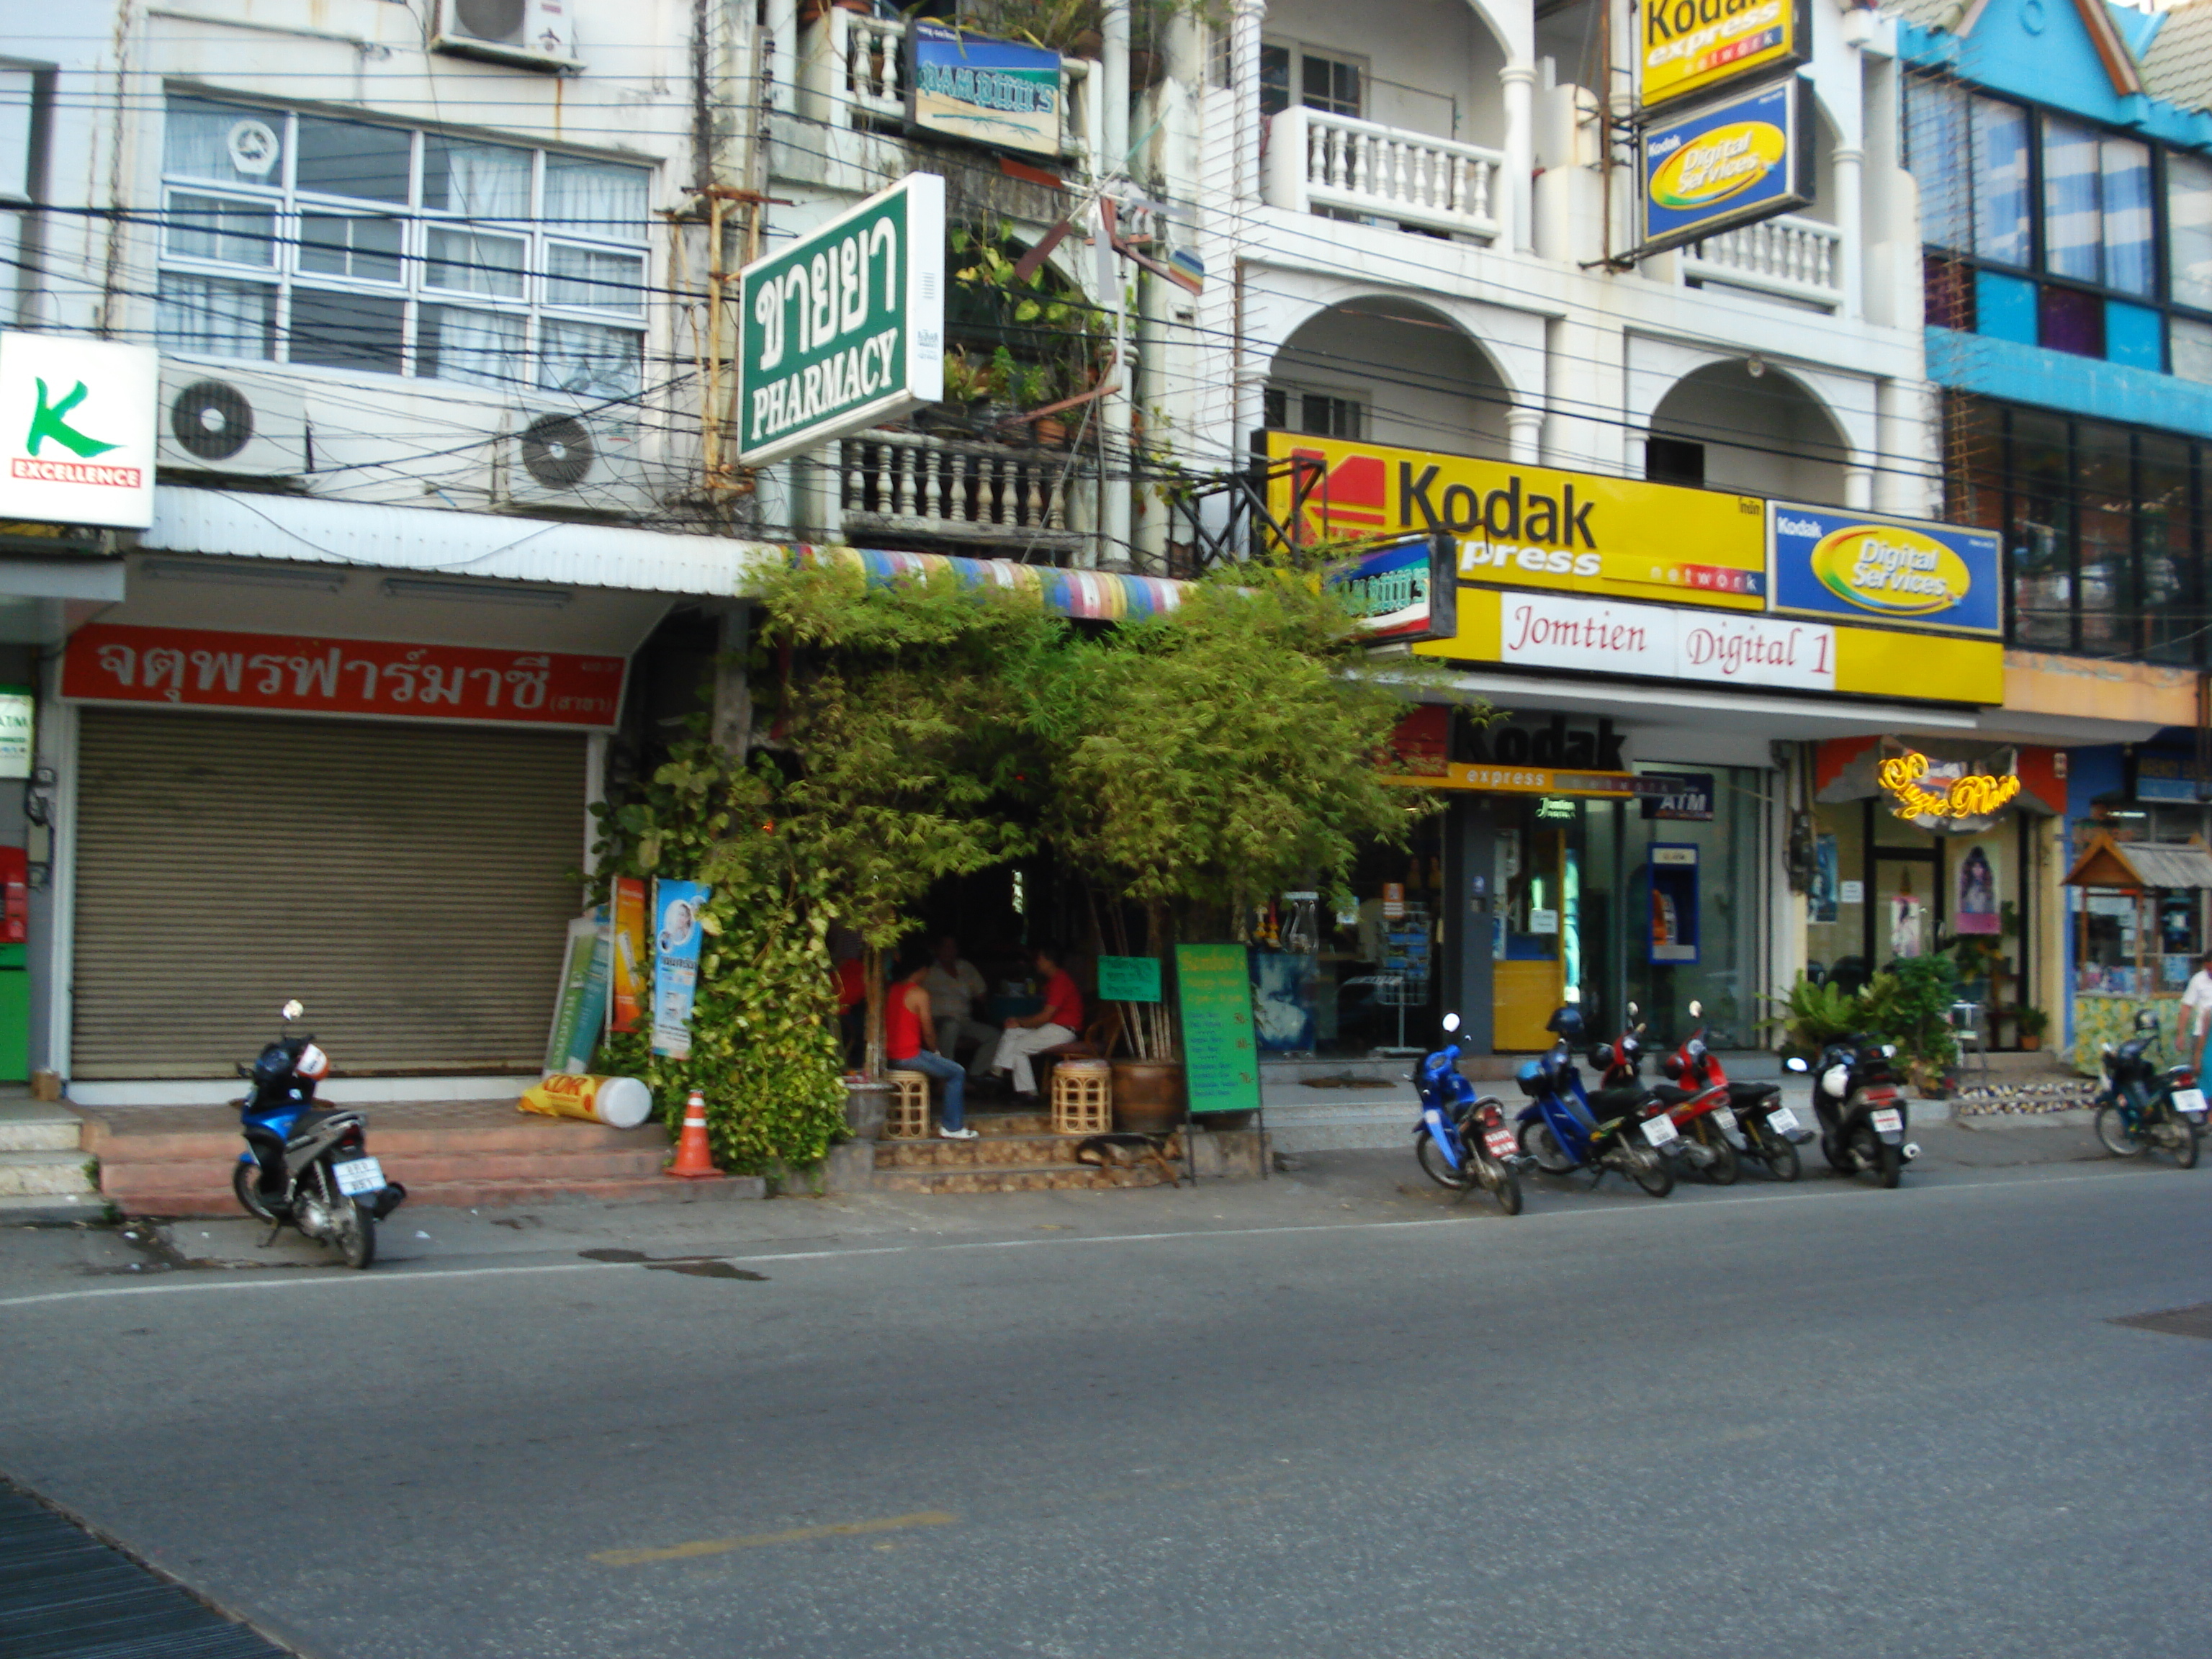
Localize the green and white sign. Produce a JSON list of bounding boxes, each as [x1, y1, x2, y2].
[[0, 333, 158, 529], [737, 174, 945, 468]]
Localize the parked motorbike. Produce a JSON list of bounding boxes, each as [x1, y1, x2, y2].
[[1411, 1012, 1524, 1215], [234, 1001, 404, 1268], [1516, 1005, 1676, 1197], [2092, 1008, 2203, 1168], [1789, 1035, 1920, 1189], [1650, 1000, 1810, 1184]]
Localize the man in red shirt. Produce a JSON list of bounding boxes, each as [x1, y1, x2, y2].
[[980, 943, 1084, 1102]]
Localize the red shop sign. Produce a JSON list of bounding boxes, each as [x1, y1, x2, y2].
[[63, 623, 626, 729]]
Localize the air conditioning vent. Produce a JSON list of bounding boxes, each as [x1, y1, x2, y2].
[[157, 368, 307, 478], [502, 406, 656, 515], [432, 0, 580, 72], [519, 413, 595, 489]]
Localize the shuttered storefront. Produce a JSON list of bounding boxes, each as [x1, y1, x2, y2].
[[73, 709, 585, 1079]]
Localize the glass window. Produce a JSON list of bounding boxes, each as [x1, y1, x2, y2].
[[544, 156, 650, 235], [2139, 432, 2197, 664], [0, 68, 35, 201], [2044, 117, 2103, 283], [2102, 136, 2156, 295], [2076, 421, 2134, 655], [547, 242, 645, 314], [1906, 80, 1969, 252], [2168, 152, 2212, 310], [2007, 409, 2074, 650], [1301, 54, 1360, 118], [287, 289, 405, 373], [2173, 315, 2212, 384], [419, 305, 527, 390], [2038, 282, 2103, 356], [422, 137, 534, 219], [157, 271, 276, 359], [426, 227, 527, 298], [294, 115, 412, 203], [540, 318, 642, 397], [298, 213, 403, 282], [163, 192, 276, 267], [1258, 44, 1290, 117], [1972, 97, 2031, 264], [163, 98, 283, 188]]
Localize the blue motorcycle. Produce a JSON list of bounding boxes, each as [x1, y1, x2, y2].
[[1412, 1012, 1524, 1215], [1512, 1005, 1676, 1198]]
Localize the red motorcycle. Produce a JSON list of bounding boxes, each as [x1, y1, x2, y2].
[[1655, 999, 1807, 1183], [1584, 1002, 1689, 1169]]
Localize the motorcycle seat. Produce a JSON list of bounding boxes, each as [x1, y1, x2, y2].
[[282, 1108, 355, 1146], [1586, 1085, 1649, 1118], [1727, 1081, 1780, 1107], [1648, 1083, 1691, 1107]]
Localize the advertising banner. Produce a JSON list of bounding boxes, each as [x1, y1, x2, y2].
[[546, 913, 611, 1075], [1640, 76, 1812, 254], [1266, 432, 1768, 612], [1174, 943, 1261, 1115], [0, 684, 32, 780], [1639, 0, 1807, 112], [609, 876, 649, 1033], [63, 623, 628, 728], [651, 878, 711, 1060], [0, 332, 158, 529], [737, 174, 945, 467], [1096, 954, 1162, 1003], [1768, 502, 2003, 636], [1324, 532, 1458, 644], [906, 21, 1063, 157]]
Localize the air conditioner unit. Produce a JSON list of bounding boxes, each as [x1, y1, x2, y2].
[[157, 367, 308, 478], [432, 0, 581, 72], [501, 406, 658, 516]]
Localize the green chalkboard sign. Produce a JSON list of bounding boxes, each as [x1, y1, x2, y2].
[[1174, 943, 1260, 1115], [1097, 954, 1162, 1003]]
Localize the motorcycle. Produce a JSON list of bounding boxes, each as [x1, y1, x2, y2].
[[1789, 1035, 1920, 1189], [2092, 1008, 2203, 1168], [234, 1001, 405, 1268], [1411, 1012, 1525, 1215], [1516, 1005, 1676, 1198], [1650, 999, 1810, 1184]]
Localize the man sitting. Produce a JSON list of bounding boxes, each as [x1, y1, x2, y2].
[[978, 943, 1084, 1105], [925, 934, 999, 1070], [888, 948, 975, 1141]]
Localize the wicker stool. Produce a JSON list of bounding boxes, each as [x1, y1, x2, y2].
[[888, 1071, 931, 1139], [1051, 1061, 1113, 1136]]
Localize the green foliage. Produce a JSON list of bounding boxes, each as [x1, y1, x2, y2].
[[1861, 956, 1961, 1074], [1762, 974, 1863, 1051], [590, 749, 848, 1176], [2016, 1004, 2050, 1038]]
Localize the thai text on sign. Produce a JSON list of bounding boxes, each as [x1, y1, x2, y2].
[[63, 623, 627, 729]]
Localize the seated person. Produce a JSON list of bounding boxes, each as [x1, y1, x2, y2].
[[976, 942, 1084, 1104]]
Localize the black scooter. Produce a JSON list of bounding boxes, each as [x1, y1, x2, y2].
[[1787, 1035, 1920, 1189]]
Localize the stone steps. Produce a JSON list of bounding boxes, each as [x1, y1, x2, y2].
[[873, 1162, 1169, 1195], [0, 1102, 96, 1202], [0, 1149, 96, 1197]]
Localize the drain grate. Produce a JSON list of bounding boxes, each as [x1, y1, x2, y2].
[[2109, 1303, 2212, 1340]]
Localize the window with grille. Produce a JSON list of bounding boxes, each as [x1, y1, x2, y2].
[[156, 97, 652, 398], [1264, 387, 1364, 439], [1258, 44, 1364, 120]]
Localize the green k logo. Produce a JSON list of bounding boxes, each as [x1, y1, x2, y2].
[[26, 377, 120, 461]]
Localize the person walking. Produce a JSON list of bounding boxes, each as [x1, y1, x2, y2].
[[981, 943, 1084, 1104], [2182, 949, 2212, 1071], [889, 948, 976, 1140]]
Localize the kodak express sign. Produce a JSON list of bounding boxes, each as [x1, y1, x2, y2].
[[1639, 0, 1807, 112], [1264, 432, 1768, 613]]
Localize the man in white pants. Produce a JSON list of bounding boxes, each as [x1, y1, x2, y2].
[[2183, 950, 2212, 1071], [981, 943, 1084, 1102]]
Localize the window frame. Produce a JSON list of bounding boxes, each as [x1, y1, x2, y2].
[[1258, 40, 1368, 122], [155, 97, 652, 397]]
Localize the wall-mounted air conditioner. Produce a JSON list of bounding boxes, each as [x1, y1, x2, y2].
[[157, 367, 308, 478], [431, 0, 581, 73], [501, 405, 657, 516]]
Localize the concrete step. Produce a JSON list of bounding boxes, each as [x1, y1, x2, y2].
[[876, 1130, 1146, 1171], [79, 1105, 665, 1163], [0, 1102, 83, 1154], [0, 1150, 98, 1196], [113, 1172, 766, 1218], [872, 1161, 1170, 1195], [96, 1144, 674, 1202]]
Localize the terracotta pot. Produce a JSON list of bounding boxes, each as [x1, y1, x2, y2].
[[2019, 1033, 2042, 1051], [1033, 415, 1068, 448], [1110, 1058, 1185, 1134]]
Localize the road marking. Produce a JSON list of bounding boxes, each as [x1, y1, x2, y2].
[[591, 1510, 958, 1565], [0, 1162, 2192, 1312]]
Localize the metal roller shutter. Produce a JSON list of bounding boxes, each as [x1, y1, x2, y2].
[[73, 709, 586, 1079]]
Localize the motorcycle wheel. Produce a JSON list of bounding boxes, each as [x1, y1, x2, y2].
[[1521, 1120, 1575, 1175], [1701, 1130, 1741, 1186], [1627, 1143, 1674, 1198], [331, 1194, 377, 1269], [1416, 1135, 1472, 1190], [1758, 1129, 1802, 1183], [1483, 1155, 1523, 1216], [2169, 1112, 2200, 1170], [1820, 1132, 1852, 1174], [1856, 1127, 1902, 1190], [2094, 1105, 2142, 1159], [231, 1161, 279, 1223]]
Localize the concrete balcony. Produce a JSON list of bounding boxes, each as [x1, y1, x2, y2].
[[838, 429, 1087, 557], [1683, 215, 1845, 311], [1265, 105, 1503, 243]]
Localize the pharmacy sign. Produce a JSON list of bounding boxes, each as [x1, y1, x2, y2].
[[737, 174, 945, 468], [0, 333, 158, 529]]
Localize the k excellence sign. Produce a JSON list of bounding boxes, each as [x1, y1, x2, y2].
[[0, 333, 158, 529]]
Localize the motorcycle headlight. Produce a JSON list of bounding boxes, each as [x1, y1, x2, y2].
[[1821, 1064, 1851, 1097], [1881, 1043, 1897, 1059]]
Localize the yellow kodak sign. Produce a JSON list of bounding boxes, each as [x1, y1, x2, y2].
[[1639, 0, 1805, 111]]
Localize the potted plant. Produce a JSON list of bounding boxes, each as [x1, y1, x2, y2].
[[1760, 973, 1863, 1064], [2017, 1005, 2049, 1051]]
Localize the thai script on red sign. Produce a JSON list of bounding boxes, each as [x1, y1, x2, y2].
[[64, 623, 626, 728]]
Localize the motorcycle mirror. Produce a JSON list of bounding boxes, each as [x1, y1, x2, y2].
[[1626, 1001, 1638, 1017], [281, 999, 304, 1022], [1689, 999, 1702, 1018], [1785, 1055, 1809, 1073], [1442, 1012, 1461, 1034]]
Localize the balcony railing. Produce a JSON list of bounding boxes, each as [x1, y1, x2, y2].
[[840, 429, 1087, 554], [798, 11, 1094, 163], [1683, 215, 1844, 309], [1264, 105, 1502, 242]]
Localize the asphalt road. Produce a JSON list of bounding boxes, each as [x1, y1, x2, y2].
[[2, 1138, 2209, 1659]]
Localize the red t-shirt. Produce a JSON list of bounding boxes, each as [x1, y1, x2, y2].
[[1040, 969, 1083, 1033], [833, 958, 863, 1012], [886, 982, 925, 1061]]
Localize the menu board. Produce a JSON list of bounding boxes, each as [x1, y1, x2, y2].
[[1097, 954, 1162, 1003], [1174, 943, 1260, 1115]]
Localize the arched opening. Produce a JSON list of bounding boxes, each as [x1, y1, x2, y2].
[[1266, 299, 1511, 459], [1645, 361, 1851, 505]]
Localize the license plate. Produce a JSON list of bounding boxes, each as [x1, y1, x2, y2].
[[2175, 1088, 2206, 1116], [1768, 1107, 1800, 1135], [1713, 1107, 1738, 1133], [1483, 1128, 1516, 1158], [332, 1157, 385, 1197], [1870, 1108, 1904, 1135], [1641, 1115, 1680, 1148]]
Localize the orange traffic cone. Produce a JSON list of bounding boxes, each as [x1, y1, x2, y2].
[[667, 1089, 719, 1179]]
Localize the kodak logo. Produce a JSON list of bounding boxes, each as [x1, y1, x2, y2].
[[1400, 462, 1597, 548]]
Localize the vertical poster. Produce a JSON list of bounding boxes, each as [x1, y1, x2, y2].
[[610, 876, 649, 1032], [1954, 845, 2000, 935], [546, 911, 611, 1074], [652, 879, 710, 1059], [1889, 894, 1925, 959], [1174, 943, 1261, 1115], [1810, 834, 1838, 924]]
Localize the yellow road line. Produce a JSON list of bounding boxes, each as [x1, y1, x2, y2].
[[592, 1510, 958, 1566]]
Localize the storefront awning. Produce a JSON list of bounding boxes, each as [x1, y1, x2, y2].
[[819, 547, 1186, 621], [2063, 835, 2212, 891]]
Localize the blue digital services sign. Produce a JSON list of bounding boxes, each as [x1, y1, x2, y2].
[[1641, 76, 1812, 254], [1767, 501, 2002, 637]]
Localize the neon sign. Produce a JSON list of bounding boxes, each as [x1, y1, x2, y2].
[[1876, 751, 2021, 821]]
